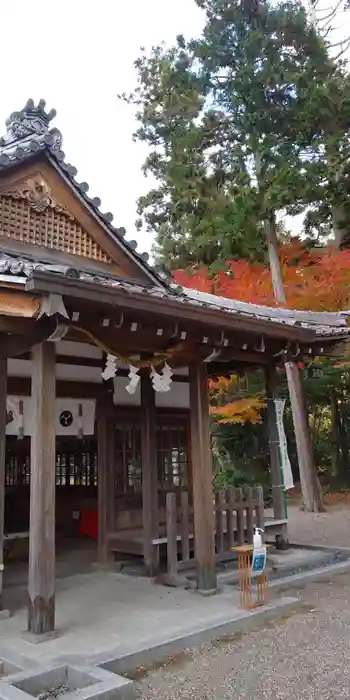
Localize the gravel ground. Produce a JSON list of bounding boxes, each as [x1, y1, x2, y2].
[[286, 503, 350, 548], [135, 574, 350, 699], [135, 506, 350, 699]]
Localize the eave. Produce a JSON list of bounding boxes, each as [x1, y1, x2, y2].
[[25, 269, 349, 346]]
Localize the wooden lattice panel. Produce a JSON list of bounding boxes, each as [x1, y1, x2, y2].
[[0, 195, 112, 263]]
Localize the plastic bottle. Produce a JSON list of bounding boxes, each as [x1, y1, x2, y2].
[[253, 527, 264, 549]]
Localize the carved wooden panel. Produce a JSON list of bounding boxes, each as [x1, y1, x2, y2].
[[0, 174, 112, 263]]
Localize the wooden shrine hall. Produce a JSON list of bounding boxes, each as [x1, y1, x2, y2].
[[0, 99, 348, 636]]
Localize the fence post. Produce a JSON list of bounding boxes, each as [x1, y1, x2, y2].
[[180, 490, 190, 563], [226, 487, 235, 550], [235, 487, 244, 545], [245, 486, 254, 543], [215, 490, 225, 555], [166, 492, 178, 576]]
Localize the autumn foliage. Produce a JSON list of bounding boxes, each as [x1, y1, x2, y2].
[[177, 242, 350, 424], [209, 375, 267, 424], [209, 397, 267, 424], [174, 243, 350, 312]]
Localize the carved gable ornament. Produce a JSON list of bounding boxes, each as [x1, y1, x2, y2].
[[0, 173, 73, 218], [0, 173, 113, 264]]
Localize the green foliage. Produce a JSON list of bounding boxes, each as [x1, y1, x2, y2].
[[125, 0, 350, 268]]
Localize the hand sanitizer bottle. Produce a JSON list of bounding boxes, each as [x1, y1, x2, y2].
[[253, 527, 264, 549]]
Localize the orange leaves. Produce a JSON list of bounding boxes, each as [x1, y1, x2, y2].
[[210, 397, 267, 424], [209, 374, 266, 425], [173, 244, 350, 312], [208, 374, 239, 397]]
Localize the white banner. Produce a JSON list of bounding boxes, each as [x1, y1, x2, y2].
[[274, 399, 294, 490], [6, 397, 96, 436]]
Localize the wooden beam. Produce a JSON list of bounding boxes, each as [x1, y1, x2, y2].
[[28, 342, 56, 634], [0, 318, 57, 358], [97, 396, 115, 563], [0, 288, 41, 318], [141, 370, 159, 576], [7, 377, 105, 398], [189, 363, 217, 592], [0, 357, 6, 611], [265, 365, 288, 548]]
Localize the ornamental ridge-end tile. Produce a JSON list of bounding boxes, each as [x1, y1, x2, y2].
[[2, 100, 63, 153]]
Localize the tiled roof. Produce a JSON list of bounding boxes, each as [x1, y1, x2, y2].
[[0, 251, 348, 339], [0, 99, 168, 287]]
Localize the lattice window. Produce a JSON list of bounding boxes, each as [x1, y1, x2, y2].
[[157, 425, 188, 489], [114, 422, 189, 494], [5, 424, 189, 494], [55, 438, 97, 487], [5, 436, 97, 488], [115, 424, 142, 494], [5, 436, 30, 486], [0, 195, 112, 263]]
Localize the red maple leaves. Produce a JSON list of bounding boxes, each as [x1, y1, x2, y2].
[[174, 243, 350, 312]]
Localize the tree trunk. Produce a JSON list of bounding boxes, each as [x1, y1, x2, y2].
[[330, 387, 341, 476], [264, 210, 324, 512], [338, 400, 350, 478]]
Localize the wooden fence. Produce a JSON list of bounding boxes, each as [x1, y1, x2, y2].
[[165, 485, 265, 576]]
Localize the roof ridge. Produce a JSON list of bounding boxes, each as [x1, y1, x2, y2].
[[0, 99, 169, 288]]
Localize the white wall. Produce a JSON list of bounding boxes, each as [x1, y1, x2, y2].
[[8, 340, 190, 408], [112, 375, 190, 408]]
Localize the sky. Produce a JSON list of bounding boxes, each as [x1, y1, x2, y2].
[[0, 0, 204, 256], [0, 1, 349, 257]]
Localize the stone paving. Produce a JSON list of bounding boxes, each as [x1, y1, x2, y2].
[[0, 569, 298, 668]]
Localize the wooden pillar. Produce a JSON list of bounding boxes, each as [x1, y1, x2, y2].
[[189, 363, 217, 592], [0, 357, 6, 611], [141, 371, 159, 576], [265, 365, 288, 549], [28, 342, 56, 634], [97, 397, 115, 564]]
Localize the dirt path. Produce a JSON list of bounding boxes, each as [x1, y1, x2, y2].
[[286, 503, 350, 548]]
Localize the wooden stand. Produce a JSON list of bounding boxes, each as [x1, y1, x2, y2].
[[232, 545, 270, 609]]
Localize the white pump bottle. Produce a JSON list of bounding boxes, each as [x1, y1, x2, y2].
[[253, 527, 264, 549]]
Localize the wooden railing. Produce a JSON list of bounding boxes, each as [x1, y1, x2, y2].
[[214, 485, 264, 561], [165, 485, 265, 576]]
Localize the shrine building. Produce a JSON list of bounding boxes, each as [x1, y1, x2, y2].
[[0, 100, 348, 635]]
